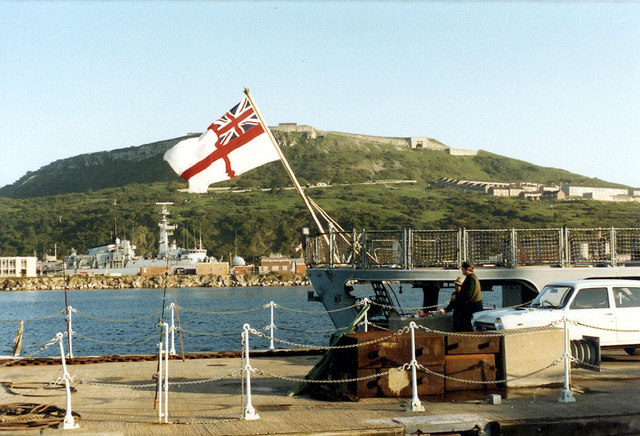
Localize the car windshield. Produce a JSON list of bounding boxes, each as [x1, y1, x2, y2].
[[530, 285, 573, 308]]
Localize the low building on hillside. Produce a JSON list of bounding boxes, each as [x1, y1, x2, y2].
[[0, 256, 37, 278], [560, 184, 637, 202], [541, 190, 565, 200], [489, 186, 524, 197], [519, 191, 543, 201]]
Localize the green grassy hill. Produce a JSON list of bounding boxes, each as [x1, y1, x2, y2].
[[0, 129, 637, 259]]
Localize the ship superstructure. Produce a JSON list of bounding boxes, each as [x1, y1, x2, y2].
[[48, 203, 212, 276], [304, 227, 640, 329]]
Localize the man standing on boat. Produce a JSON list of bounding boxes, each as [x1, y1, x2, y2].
[[457, 261, 483, 331], [439, 261, 483, 331]]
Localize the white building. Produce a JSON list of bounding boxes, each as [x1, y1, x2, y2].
[[0, 256, 37, 278], [561, 184, 637, 202]]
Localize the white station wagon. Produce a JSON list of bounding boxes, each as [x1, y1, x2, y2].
[[472, 279, 640, 354]]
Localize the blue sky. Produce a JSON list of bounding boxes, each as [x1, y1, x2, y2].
[[1, 1, 639, 188]]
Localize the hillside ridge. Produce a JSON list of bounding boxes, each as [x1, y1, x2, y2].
[[0, 125, 624, 199]]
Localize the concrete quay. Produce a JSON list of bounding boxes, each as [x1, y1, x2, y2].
[[1, 350, 640, 435]]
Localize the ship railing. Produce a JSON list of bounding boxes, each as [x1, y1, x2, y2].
[[304, 227, 640, 269]]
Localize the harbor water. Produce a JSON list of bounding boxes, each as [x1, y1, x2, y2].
[[0, 284, 500, 358], [0, 286, 336, 357]]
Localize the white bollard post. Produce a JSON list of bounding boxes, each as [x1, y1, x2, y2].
[[169, 303, 176, 356], [157, 339, 163, 423], [163, 322, 169, 423], [242, 324, 260, 420], [362, 298, 371, 332], [57, 332, 79, 429], [268, 301, 275, 351], [66, 306, 74, 359], [407, 322, 425, 412], [558, 316, 576, 403]]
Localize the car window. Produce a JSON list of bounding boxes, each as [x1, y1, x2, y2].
[[569, 287, 609, 310], [533, 285, 573, 308], [613, 287, 640, 308]]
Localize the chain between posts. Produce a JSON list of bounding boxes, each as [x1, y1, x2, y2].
[[0, 333, 64, 368], [247, 326, 410, 350], [72, 331, 159, 346], [73, 309, 163, 323], [0, 309, 66, 323], [414, 322, 562, 338], [176, 305, 265, 316], [272, 303, 361, 314], [569, 320, 640, 333]]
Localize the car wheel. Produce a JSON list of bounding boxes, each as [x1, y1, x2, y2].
[[624, 347, 638, 356]]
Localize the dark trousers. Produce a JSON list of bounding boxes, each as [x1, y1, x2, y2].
[[452, 300, 483, 332]]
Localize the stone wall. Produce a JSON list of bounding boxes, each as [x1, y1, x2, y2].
[[0, 273, 310, 291]]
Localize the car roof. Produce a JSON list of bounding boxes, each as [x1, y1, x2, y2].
[[545, 279, 640, 287]]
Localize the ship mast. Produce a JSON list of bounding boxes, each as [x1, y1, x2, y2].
[[156, 202, 176, 259]]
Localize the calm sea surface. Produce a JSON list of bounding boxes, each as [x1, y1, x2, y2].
[[0, 286, 336, 358]]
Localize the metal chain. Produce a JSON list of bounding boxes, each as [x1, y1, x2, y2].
[[569, 319, 640, 333], [368, 300, 442, 312], [274, 303, 360, 314], [249, 366, 400, 384], [75, 377, 157, 389], [364, 321, 389, 331], [73, 309, 163, 323], [72, 331, 158, 346], [20, 337, 69, 352], [248, 326, 410, 350], [415, 358, 564, 384], [0, 333, 63, 368], [0, 377, 65, 402], [168, 369, 243, 387], [177, 304, 264, 316], [73, 368, 244, 390], [179, 328, 240, 337], [0, 309, 66, 323], [277, 326, 345, 334], [573, 358, 640, 375], [414, 322, 560, 338]]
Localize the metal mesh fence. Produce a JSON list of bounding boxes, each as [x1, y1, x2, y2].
[[566, 228, 613, 265], [362, 230, 405, 268], [411, 230, 459, 267], [464, 229, 512, 267], [515, 229, 562, 266], [304, 227, 640, 269], [614, 228, 640, 265]]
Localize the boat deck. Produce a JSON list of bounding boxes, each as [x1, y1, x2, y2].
[[2, 350, 640, 435]]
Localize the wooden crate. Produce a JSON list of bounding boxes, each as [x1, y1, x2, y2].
[[338, 331, 445, 369], [444, 354, 496, 392], [445, 333, 500, 355], [356, 365, 445, 398]]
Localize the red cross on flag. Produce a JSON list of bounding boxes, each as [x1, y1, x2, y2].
[[164, 97, 280, 193]]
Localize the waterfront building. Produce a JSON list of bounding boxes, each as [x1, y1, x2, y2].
[[0, 256, 37, 278]]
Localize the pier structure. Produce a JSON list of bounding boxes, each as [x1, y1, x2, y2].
[[2, 312, 640, 435]]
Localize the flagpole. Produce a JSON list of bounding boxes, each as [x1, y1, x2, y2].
[[244, 88, 327, 235]]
